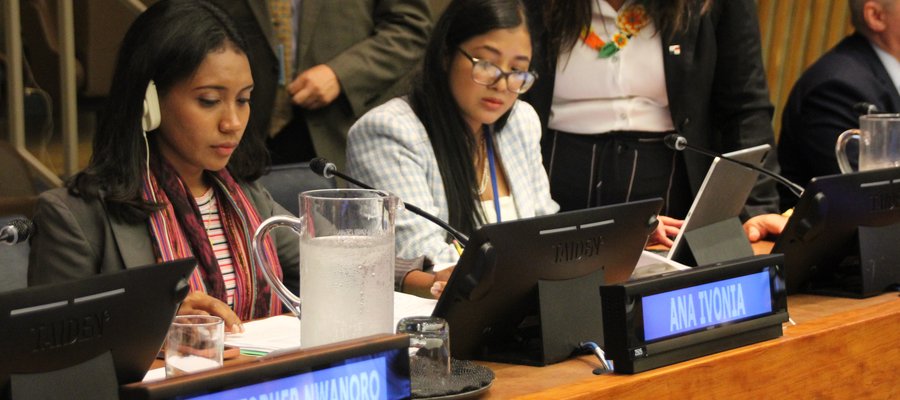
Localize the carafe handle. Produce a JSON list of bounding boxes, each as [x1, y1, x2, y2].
[[835, 129, 860, 174], [252, 215, 303, 317]]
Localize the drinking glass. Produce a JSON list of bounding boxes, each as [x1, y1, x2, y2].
[[164, 315, 224, 377], [397, 316, 451, 382]]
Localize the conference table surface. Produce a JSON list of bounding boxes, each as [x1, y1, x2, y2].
[[481, 292, 899, 399], [479, 241, 899, 399], [150, 241, 900, 398]]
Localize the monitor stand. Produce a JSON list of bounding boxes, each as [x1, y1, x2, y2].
[[478, 268, 605, 366], [10, 351, 118, 400], [807, 223, 900, 298], [679, 217, 754, 266]]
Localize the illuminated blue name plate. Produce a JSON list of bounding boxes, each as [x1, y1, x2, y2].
[[641, 269, 773, 342], [186, 356, 389, 400]]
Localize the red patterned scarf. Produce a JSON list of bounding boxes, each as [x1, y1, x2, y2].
[[142, 156, 283, 320]]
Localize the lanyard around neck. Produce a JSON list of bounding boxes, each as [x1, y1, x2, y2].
[[484, 125, 502, 223]]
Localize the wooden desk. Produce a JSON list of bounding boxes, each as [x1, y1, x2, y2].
[[152, 293, 898, 398], [148, 243, 897, 398], [480, 292, 900, 399]]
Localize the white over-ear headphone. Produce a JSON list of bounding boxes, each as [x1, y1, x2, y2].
[[142, 80, 161, 132], [141, 80, 161, 202]]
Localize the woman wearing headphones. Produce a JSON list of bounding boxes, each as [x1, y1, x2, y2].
[[27, 0, 298, 332]]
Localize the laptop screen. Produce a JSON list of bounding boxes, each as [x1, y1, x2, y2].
[[667, 144, 771, 265], [0, 258, 195, 398]]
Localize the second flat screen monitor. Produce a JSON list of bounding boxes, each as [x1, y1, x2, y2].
[[433, 198, 662, 365]]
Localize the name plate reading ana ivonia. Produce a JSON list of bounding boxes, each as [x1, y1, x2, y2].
[[642, 269, 773, 341], [600, 254, 789, 374]]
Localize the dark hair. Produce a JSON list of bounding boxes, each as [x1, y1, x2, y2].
[[69, 0, 267, 223], [408, 0, 529, 237], [545, 0, 711, 60]]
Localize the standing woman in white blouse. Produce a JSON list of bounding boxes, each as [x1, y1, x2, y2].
[[524, 0, 782, 240]]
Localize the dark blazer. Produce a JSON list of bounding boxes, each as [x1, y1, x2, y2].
[[524, 0, 780, 217], [27, 181, 300, 296], [778, 33, 900, 209], [215, 0, 432, 169]]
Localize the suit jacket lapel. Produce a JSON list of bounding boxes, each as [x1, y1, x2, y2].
[[105, 206, 156, 268], [663, 7, 701, 134], [247, 0, 279, 55], [297, 0, 325, 63], [860, 36, 900, 107]]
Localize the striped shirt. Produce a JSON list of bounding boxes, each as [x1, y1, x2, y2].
[[196, 189, 236, 307]]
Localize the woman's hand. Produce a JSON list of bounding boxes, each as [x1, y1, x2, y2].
[[402, 266, 455, 299], [743, 213, 788, 242], [428, 267, 454, 299], [178, 292, 243, 333], [647, 215, 683, 248]]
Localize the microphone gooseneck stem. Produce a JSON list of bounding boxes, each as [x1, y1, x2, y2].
[[665, 134, 805, 198], [683, 142, 804, 198], [327, 169, 470, 247], [328, 168, 373, 192]]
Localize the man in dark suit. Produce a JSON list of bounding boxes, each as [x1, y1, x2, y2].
[[778, 0, 900, 209], [215, 0, 432, 169]]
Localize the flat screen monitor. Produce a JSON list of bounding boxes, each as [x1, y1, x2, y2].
[[772, 167, 900, 297], [668, 144, 771, 265], [121, 334, 411, 400], [0, 258, 195, 399], [433, 198, 663, 365]]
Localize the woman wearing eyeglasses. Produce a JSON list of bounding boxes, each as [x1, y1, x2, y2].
[[346, 0, 559, 298]]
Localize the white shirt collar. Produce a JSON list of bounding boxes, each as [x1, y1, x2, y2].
[[870, 40, 900, 94]]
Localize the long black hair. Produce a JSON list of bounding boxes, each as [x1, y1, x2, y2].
[[408, 0, 529, 237], [544, 0, 712, 61], [69, 0, 267, 223]]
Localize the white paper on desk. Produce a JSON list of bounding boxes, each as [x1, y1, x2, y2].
[[225, 315, 301, 353], [630, 250, 690, 280], [223, 292, 436, 354], [143, 367, 166, 382]]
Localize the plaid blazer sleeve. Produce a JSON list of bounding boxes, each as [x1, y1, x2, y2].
[[346, 99, 460, 288]]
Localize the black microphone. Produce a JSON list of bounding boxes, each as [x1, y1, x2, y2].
[[663, 134, 805, 198], [853, 102, 880, 115], [0, 218, 34, 245], [309, 158, 470, 246]]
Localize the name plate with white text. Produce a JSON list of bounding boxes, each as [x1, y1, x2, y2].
[[600, 255, 788, 373]]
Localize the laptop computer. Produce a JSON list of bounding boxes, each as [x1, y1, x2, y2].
[[0, 258, 195, 399], [433, 198, 663, 365], [668, 144, 772, 265]]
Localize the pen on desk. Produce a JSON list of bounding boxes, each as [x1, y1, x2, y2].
[[240, 349, 269, 357], [452, 240, 464, 255]]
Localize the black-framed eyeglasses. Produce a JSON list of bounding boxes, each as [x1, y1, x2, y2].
[[458, 48, 538, 94]]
